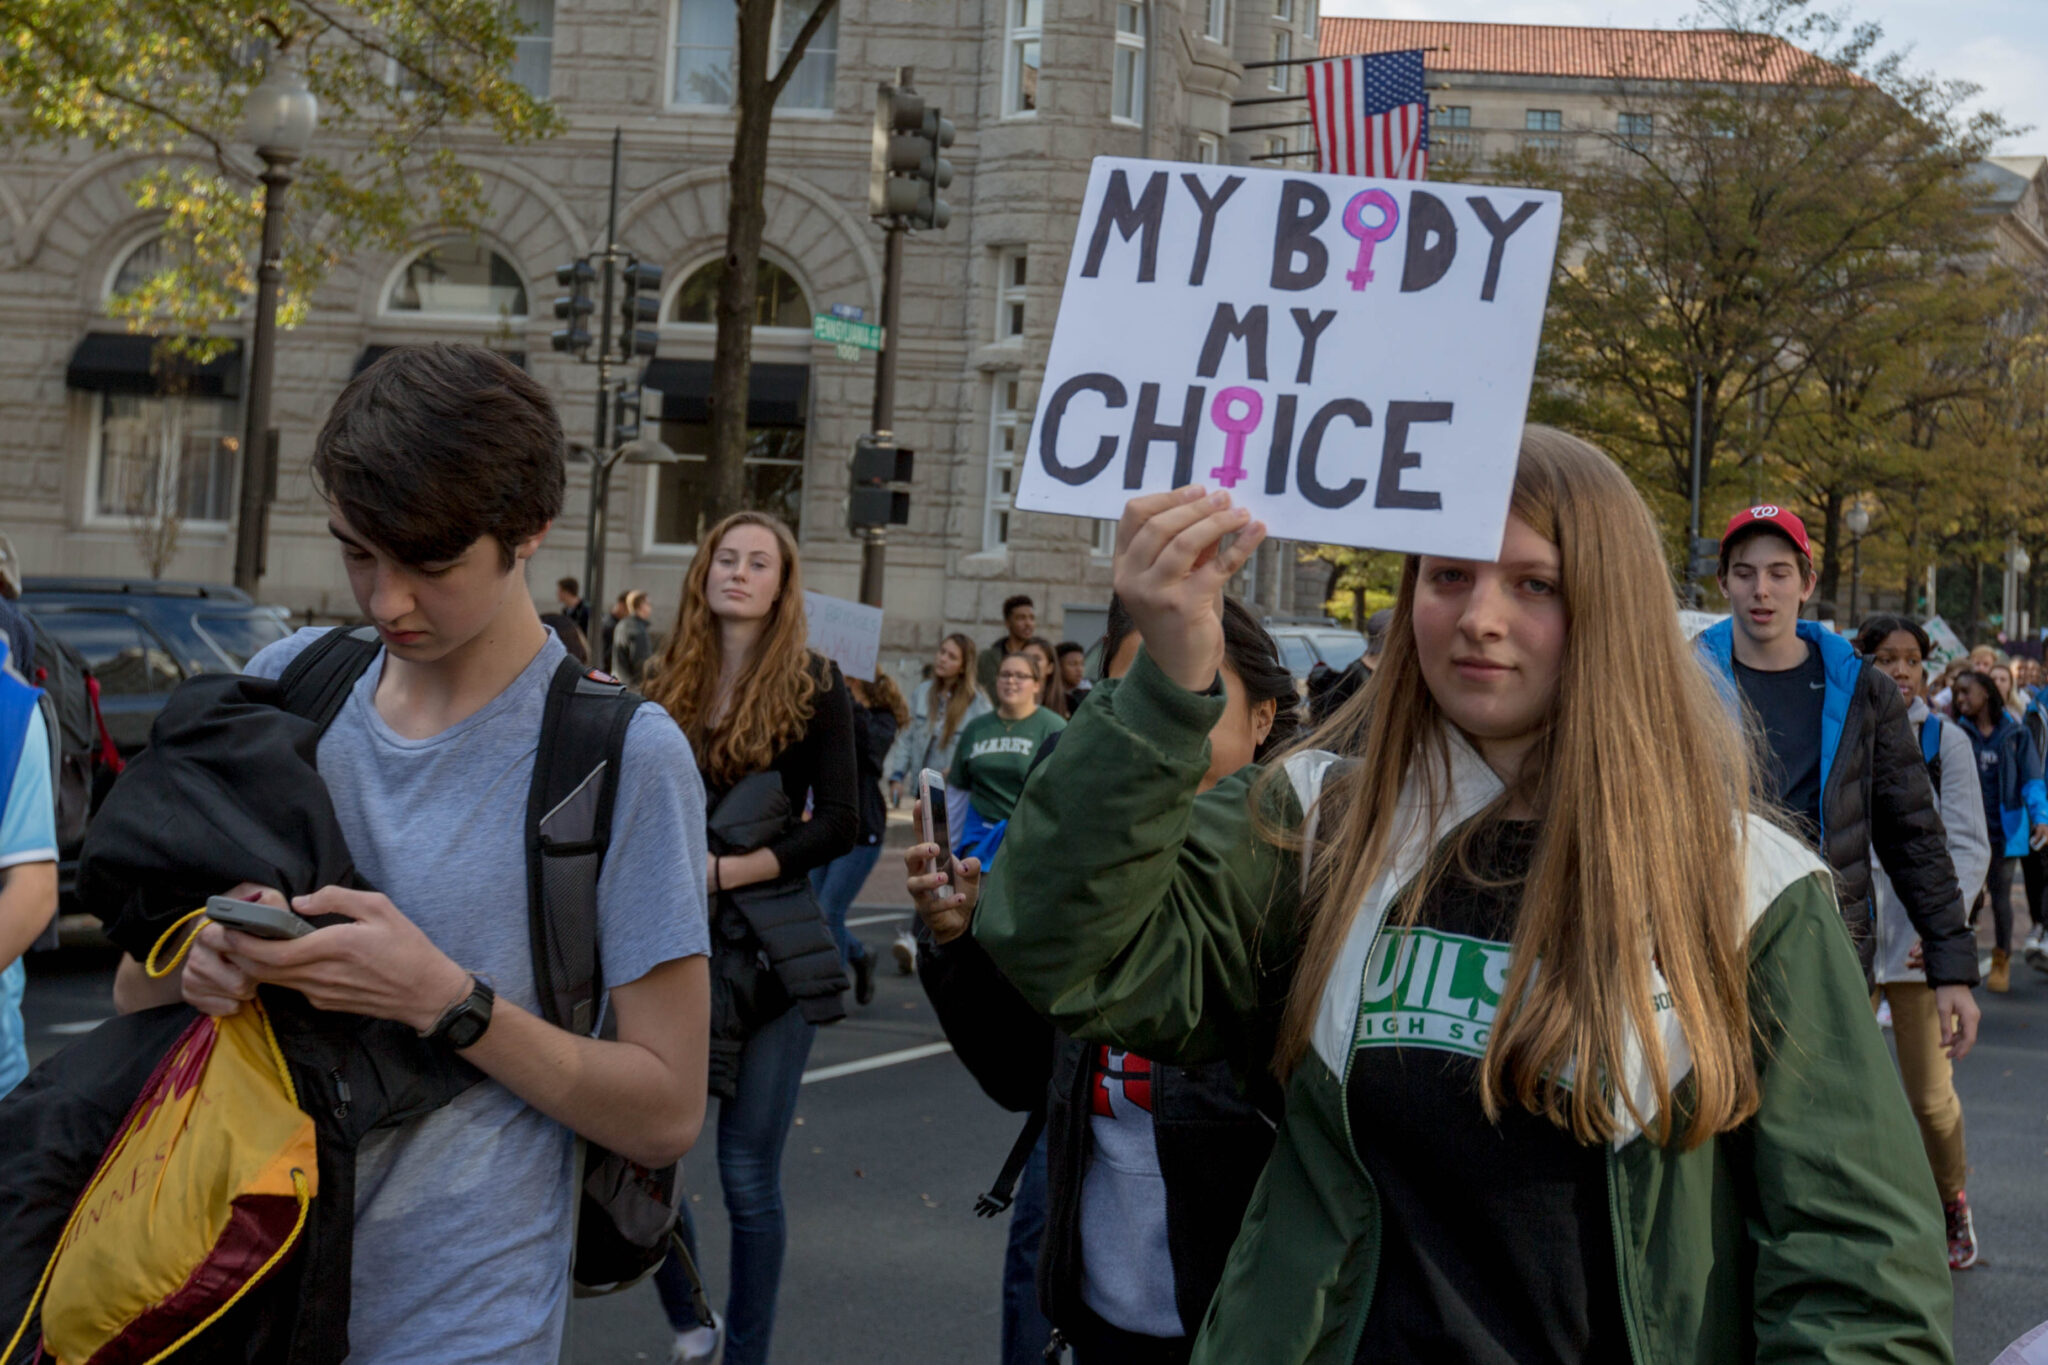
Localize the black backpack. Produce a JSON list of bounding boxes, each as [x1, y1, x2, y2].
[[275, 625, 685, 1295], [26, 628, 122, 859]]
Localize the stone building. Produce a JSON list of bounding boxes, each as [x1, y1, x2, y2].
[[0, 0, 1328, 660]]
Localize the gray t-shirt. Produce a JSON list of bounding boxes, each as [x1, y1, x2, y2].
[[248, 627, 710, 1363]]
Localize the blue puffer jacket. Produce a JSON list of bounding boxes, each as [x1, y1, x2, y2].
[[1960, 708, 2048, 858]]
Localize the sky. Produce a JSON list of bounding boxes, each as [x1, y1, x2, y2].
[[1323, 0, 2047, 155]]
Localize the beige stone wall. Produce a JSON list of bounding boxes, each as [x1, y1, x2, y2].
[[0, 0, 1324, 660]]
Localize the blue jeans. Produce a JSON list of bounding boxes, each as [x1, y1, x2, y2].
[[655, 1003, 817, 1365], [1003, 1132, 1054, 1365], [810, 841, 881, 966]]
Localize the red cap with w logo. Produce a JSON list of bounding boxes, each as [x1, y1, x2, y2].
[[1720, 504, 1811, 559]]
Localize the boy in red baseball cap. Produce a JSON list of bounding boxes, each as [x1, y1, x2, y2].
[[1695, 504, 1980, 1059]]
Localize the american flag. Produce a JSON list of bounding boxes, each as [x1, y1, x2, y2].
[[1305, 49, 1430, 180]]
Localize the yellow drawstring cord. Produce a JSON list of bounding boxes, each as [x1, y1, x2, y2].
[[143, 906, 211, 979], [0, 993, 312, 1364]]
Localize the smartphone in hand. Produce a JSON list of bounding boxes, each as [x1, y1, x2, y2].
[[205, 894, 317, 941], [918, 769, 951, 877]]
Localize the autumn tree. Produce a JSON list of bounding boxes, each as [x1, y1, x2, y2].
[[0, 0, 560, 335], [703, 0, 838, 527], [1518, 0, 2011, 562]]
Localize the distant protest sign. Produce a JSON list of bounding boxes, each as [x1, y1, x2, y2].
[[1014, 157, 1562, 559], [805, 591, 883, 681]]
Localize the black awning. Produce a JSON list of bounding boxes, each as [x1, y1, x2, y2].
[[355, 344, 528, 377], [65, 333, 243, 399], [639, 360, 809, 427]]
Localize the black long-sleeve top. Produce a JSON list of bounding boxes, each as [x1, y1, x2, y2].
[[703, 653, 859, 878]]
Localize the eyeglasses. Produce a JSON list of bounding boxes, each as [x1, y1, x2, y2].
[[997, 670, 1036, 683]]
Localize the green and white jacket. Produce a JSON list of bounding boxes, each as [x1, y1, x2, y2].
[[975, 650, 1954, 1365]]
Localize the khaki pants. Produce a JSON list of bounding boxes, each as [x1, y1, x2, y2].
[[1873, 983, 1968, 1200]]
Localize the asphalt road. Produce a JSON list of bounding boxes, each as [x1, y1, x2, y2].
[[19, 914, 2048, 1364]]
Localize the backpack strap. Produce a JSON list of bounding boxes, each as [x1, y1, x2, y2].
[[527, 660, 640, 1037], [275, 625, 383, 733], [1921, 713, 1943, 767]]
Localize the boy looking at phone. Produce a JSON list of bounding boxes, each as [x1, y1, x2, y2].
[[112, 344, 712, 1364]]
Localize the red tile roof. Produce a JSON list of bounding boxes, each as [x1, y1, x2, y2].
[[1318, 18, 1828, 85]]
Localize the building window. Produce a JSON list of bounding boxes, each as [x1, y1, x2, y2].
[[1111, 3, 1144, 125], [1525, 109, 1563, 132], [1273, 0, 1291, 18], [1204, 0, 1228, 41], [986, 374, 1023, 549], [775, 0, 837, 111], [1094, 520, 1117, 555], [667, 258, 810, 327], [1302, 0, 1317, 40], [1522, 134, 1567, 159], [1439, 130, 1473, 158], [649, 425, 806, 548], [671, 0, 834, 110], [671, 0, 733, 106], [995, 248, 1028, 342], [1617, 111, 1653, 148], [90, 392, 239, 528], [1196, 133, 1220, 163], [1268, 31, 1290, 89], [384, 240, 528, 318], [109, 235, 167, 300], [1438, 105, 1471, 127], [1005, 0, 1042, 116], [511, 0, 553, 97], [1266, 134, 1288, 163]]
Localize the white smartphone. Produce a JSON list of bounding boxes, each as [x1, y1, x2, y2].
[[205, 894, 317, 941], [918, 768, 951, 877]]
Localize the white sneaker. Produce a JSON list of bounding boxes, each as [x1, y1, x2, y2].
[[1875, 999, 1893, 1029], [892, 930, 916, 975], [670, 1313, 724, 1365]]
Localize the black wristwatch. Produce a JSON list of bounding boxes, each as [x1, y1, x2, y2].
[[422, 975, 495, 1050]]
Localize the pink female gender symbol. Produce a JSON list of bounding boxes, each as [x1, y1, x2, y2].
[[1340, 189, 1401, 292], [1208, 387, 1263, 489]]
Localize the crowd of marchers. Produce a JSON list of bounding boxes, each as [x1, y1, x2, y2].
[[0, 343, 2034, 1365]]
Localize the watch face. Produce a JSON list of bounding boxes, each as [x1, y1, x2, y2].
[[445, 1006, 488, 1050]]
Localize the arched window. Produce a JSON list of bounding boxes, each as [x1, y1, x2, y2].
[[385, 240, 529, 317], [108, 234, 168, 300], [666, 258, 809, 327]]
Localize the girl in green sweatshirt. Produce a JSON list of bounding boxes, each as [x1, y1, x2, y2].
[[972, 427, 1954, 1365]]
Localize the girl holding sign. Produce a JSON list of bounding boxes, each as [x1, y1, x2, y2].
[[967, 428, 1952, 1363]]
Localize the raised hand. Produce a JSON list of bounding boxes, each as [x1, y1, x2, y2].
[[1113, 486, 1266, 692]]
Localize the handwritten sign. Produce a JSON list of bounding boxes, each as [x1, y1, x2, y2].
[[1014, 157, 1562, 559], [805, 591, 883, 681]]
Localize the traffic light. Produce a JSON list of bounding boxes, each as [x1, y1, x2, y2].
[[617, 259, 662, 359], [551, 260, 596, 355], [1687, 536, 1721, 581], [870, 82, 927, 221], [848, 435, 913, 531], [613, 382, 642, 443], [913, 108, 955, 231]]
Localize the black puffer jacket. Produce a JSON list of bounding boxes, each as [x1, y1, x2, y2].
[[1699, 619, 1978, 987]]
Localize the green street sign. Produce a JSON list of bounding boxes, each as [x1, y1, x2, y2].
[[813, 313, 884, 350]]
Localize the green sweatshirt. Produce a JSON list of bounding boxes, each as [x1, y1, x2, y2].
[[950, 705, 1065, 822], [975, 649, 1954, 1365]]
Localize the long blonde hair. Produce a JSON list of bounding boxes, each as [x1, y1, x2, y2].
[[644, 512, 819, 785], [1259, 427, 1759, 1149], [934, 632, 981, 746]]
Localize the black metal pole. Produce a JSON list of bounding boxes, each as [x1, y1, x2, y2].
[[232, 158, 292, 595], [1849, 534, 1862, 625], [583, 128, 624, 619], [860, 218, 905, 609]]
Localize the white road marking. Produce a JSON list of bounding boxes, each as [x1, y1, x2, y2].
[[800, 1041, 952, 1085], [846, 912, 905, 928]]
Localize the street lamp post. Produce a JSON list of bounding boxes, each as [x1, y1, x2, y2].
[[1844, 503, 1870, 627], [232, 49, 318, 595], [581, 428, 681, 624]]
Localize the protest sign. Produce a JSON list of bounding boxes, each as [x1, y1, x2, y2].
[[805, 591, 883, 681], [1014, 157, 1562, 559]]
